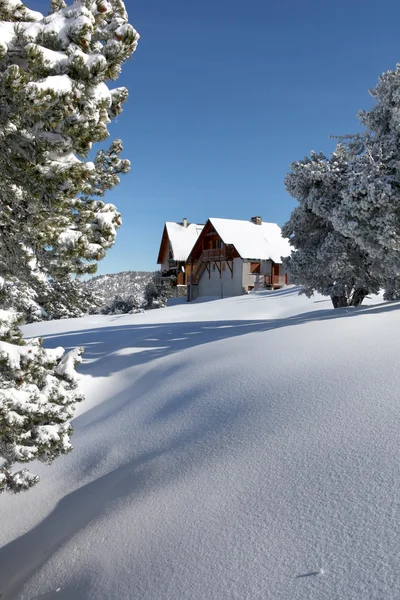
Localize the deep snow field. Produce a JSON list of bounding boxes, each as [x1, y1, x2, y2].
[[1, 287, 400, 599]]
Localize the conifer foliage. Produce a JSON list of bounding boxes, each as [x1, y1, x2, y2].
[[283, 149, 381, 307], [0, 0, 139, 492], [283, 65, 400, 307]]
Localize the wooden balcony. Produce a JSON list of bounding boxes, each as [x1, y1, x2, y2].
[[264, 274, 287, 287], [202, 247, 233, 261]]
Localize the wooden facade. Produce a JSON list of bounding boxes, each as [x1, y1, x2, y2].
[[157, 218, 289, 300], [186, 219, 288, 300], [156, 223, 200, 288], [187, 221, 240, 285]]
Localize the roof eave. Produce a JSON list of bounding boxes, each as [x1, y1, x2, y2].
[[156, 225, 169, 264]]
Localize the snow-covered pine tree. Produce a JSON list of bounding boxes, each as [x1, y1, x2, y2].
[[0, 0, 139, 491], [323, 66, 400, 300], [285, 64, 400, 303], [0, 0, 139, 293], [39, 278, 103, 319], [283, 149, 381, 307], [282, 206, 380, 307], [0, 308, 84, 493]]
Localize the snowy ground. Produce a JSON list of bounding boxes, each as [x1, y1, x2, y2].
[[1, 287, 400, 599]]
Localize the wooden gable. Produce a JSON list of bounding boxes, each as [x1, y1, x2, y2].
[[186, 220, 239, 263], [156, 225, 170, 265]]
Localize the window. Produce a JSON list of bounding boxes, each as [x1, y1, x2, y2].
[[250, 262, 261, 274]]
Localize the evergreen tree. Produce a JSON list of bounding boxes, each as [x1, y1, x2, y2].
[[282, 205, 379, 308], [0, 0, 139, 300], [39, 279, 102, 319], [284, 64, 400, 305], [0, 0, 139, 491], [326, 67, 400, 299], [283, 148, 381, 307], [101, 294, 139, 314], [144, 280, 171, 309], [0, 310, 84, 493]]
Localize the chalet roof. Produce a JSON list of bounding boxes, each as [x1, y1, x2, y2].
[[166, 222, 204, 262], [209, 218, 291, 263]]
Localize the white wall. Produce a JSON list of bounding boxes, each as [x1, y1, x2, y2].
[[261, 260, 273, 276], [242, 260, 273, 290], [196, 258, 288, 299], [198, 258, 244, 298]]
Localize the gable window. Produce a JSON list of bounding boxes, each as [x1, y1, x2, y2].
[[211, 239, 222, 249]]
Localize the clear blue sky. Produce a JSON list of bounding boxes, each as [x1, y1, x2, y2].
[[30, 0, 400, 274]]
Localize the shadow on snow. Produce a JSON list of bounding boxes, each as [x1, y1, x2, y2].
[[1, 297, 400, 598], [0, 393, 246, 600], [34, 299, 400, 381]]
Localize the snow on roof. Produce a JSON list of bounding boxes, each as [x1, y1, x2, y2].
[[209, 218, 291, 263], [166, 222, 204, 262]]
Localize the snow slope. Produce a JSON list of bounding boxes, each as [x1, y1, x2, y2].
[[1, 287, 400, 599]]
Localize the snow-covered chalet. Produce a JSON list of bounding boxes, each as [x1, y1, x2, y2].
[[156, 219, 204, 287], [186, 216, 291, 301]]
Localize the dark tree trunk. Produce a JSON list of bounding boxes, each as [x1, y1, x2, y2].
[[331, 295, 349, 308], [350, 288, 369, 307]]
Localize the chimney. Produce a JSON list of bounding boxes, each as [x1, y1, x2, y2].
[[251, 216, 262, 225], [182, 218, 188, 228]]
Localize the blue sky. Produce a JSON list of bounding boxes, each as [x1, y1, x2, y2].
[[30, 0, 400, 273]]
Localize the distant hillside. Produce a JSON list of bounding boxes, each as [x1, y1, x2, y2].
[[85, 271, 155, 309]]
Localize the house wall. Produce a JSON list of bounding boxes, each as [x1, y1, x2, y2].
[[191, 257, 289, 300], [160, 243, 187, 284], [241, 260, 273, 290], [262, 260, 273, 276], [198, 258, 244, 298]]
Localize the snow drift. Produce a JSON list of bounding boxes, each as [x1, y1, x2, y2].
[[0, 287, 400, 599]]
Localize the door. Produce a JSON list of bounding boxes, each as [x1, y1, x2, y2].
[[272, 263, 280, 285]]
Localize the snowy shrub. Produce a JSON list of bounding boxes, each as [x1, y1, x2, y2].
[[144, 281, 171, 309], [101, 294, 139, 314]]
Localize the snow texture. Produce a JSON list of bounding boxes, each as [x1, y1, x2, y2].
[[0, 309, 19, 335], [210, 217, 292, 262], [0, 288, 400, 599], [165, 222, 204, 262], [28, 74, 74, 95], [0, 340, 37, 370], [54, 347, 83, 384]]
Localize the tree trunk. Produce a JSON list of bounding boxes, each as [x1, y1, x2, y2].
[[350, 288, 369, 307], [331, 295, 349, 308]]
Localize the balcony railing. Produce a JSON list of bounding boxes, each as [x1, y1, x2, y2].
[[202, 247, 233, 260], [264, 274, 287, 287]]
